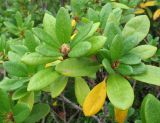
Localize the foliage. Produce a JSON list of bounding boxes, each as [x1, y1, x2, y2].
[[0, 0, 160, 123]]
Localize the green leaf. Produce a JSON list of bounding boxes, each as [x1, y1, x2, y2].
[[43, 13, 59, 44], [97, 49, 111, 62], [123, 34, 139, 52], [135, 120, 142, 123], [100, 3, 112, 29], [131, 63, 147, 75], [69, 41, 91, 57], [87, 36, 106, 55], [50, 76, 68, 98], [110, 34, 124, 61], [130, 45, 157, 60], [28, 69, 60, 91], [8, 51, 21, 62], [129, 0, 140, 7], [3, 61, 28, 77], [10, 45, 28, 56], [71, 22, 93, 47], [33, 28, 59, 48], [0, 78, 29, 91], [85, 22, 100, 39], [56, 7, 72, 44], [21, 52, 58, 65], [102, 58, 115, 74], [13, 103, 30, 123], [55, 58, 99, 77], [4, 21, 18, 35], [24, 30, 39, 52], [24, 103, 50, 123], [107, 8, 122, 25], [132, 65, 160, 86], [0, 116, 3, 123], [18, 92, 34, 111], [36, 44, 62, 57], [107, 74, 134, 110], [141, 94, 160, 123], [119, 53, 141, 65], [104, 22, 121, 48], [111, 2, 130, 9], [116, 64, 133, 75], [121, 14, 135, 24], [0, 35, 8, 52], [71, 0, 89, 15], [12, 87, 28, 100], [122, 15, 150, 44], [15, 12, 23, 27], [87, 8, 99, 22], [75, 77, 90, 106], [0, 89, 11, 113]]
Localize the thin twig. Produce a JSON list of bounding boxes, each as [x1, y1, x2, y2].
[[67, 110, 79, 123], [132, 80, 137, 91], [99, 102, 108, 123], [156, 87, 160, 98], [157, 92, 160, 98], [62, 96, 67, 123], [46, 98, 63, 122], [59, 95, 81, 110], [76, 112, 82, 123], [59, 95, 101, 123], [50, 112, 60, 123], [60, 0, 65, 6], [41, 118, 45, 123], [5, 0, 8, 9]]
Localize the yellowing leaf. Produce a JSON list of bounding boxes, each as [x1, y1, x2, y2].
[[144, 1, 156, 7], [71, 32, 77, 40], [45, 60, 62, 68], [18, 92, 34, 111], [71, 19, 76, 27], [134, 9, 145, 14], [83, 79, 107, 116], [45, 62, 53, 68], [52, 101, 57, 106], [140, 1, 157, 8], [153, 9, 160, 20], [114, 107, 128, 123], [139, 3, 146, 8]]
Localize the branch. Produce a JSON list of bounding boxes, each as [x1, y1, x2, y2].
[[59, 95, 101, 123], [67, 110, 79, 123], [132, 80, 137, 91], [50, 112, 60, 123], [62, 95, 67, 123], [99, 102, 108, 123]]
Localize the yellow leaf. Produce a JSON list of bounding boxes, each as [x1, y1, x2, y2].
[[45, 62, 53, 68], [71, 19, 76, 27], [45, 60, 62, 68], [71, 32, 77, 40], [83, 79, 107, 116], [140, 1, 157, 8], [52, 101, 57, 106], [134, 8, 145, 14], [144, 1, 156, 7], [153, 9, 160, 20], [114, 107, 128, 123], [139, 3, 146, 8], [71, 30, 78, 40], [0, 61, 3, 64]]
